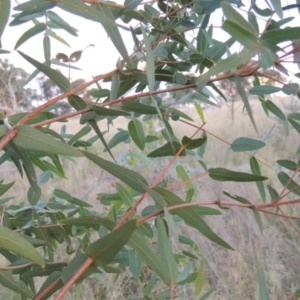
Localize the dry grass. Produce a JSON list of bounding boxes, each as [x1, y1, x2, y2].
[[1, 96, 300, 299]]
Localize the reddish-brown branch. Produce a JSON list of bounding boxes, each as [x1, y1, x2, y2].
[[35, 277, 62, 300], [54, 257, 94, 300]]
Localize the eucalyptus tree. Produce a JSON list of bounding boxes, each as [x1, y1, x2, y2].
[[0, 0, 300, 299]]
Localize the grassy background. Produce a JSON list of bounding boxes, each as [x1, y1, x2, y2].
[[2, 95, 300, 299]]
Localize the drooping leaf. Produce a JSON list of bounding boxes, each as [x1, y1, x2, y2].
[[277, 159, 298, 171], [18, 51, 71, 92], [147, 141, 185, 157], [277, 171, 300, 196], [154, 187, 233, 250], [209, 168, 268, 182], [141, 25, 155, 90], [0, 271, 34, 298], [249, 85, 282, 95], [250, 157, 266, 202], [182, 135, 207, 150], [14, 125, 82, 157], [221, 3, 258, 49], [0, 225, 45, 267], [128, 250, 142, 278], [195, 260, 204, 295], [128, 119, 145, 150], [116, 183, 135, 207], [156, 217, 178, 284], [14, 23, 46, 49], [93, 106, 130, 116], [231, 138, 266, 152], [265, 100, 286, 121], [36, 271, 63, 300], [0, 0, 10, 48], [57, 0, 132, 66]]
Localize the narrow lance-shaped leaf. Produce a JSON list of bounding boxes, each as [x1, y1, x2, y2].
[[0, 271, 35, 298], [14, 23, 46, 49], [235, 76, 257, 131], [156, 217, 178, 284], [141, 25, 155, 90], [18, 51, 71, 92], [0, 225, 45, 267], [128, 250, 142, 278], [85, 219, 136, 265], [209, 168, 268, 182], [196, 49, 256, 91], [231, 137, 265, 152], [0, 0, 10, 48], [13, 125, 82, 157], [250, 157, 266, 202], [222, 3, 258, 49], [154, 187, 233, 250], [82, 150, 148, 193], [128, 119, 145, 151]]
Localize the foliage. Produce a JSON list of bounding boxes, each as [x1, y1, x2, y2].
[[0, 0, 300, 299]]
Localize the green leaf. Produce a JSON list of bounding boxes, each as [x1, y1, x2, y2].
[[176, 165, 194, 191], [0, 0, 10, 48], [154, 187, 233, 250], [195, 260, 204, 295], [0, 225, 45, 267], [59, 216, 115, 229], [128, 250, 142, 278], [196, 49, 256, 91], [0, 181, 14, 198], [88, 119, 115, 161], [85, 220, 136, 265], [147, 141, 185, 157], [265, 100, 286, 121], [128, 119, 145, 150], [277, 171, 300, 196], [46, 11, 78, 36], [93, 106, 130, 116], [156, 217, 178, 284], [14, 0, 56, 13], [91, 89, 110, 98], [18, 51, 70, 92], [250, 157, 266, 202], [0, 271, 34, 298], [107, 130, 130, 151], [231, 138, 266, 152], [249, 85, 281, 95], [14, 125, 82, 157], [141, 25, 155, 90], [36, 271, 63, 300], [68, 126, 91, 146], [221, 2, 258, 48], [58, 0, 132, 66], [277, 159, 298, 171], [209, 168, 268, 182], [14, 23, 46, 49], [235, 76, 257, 131], [195, 102, 205, 123], [116, 183, 135, 207], [182, 135, 207, 150], [121, 101, 162, 114], [288, 118, 300, 134], [54, 189, 92, 208], [258, 266, 270, 300], [43, 35, 51, 66], [128, 232, 165, 282], [260, 27, 300, 49], [252, 206, 263, 233], [83, 150, 148, 193]]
